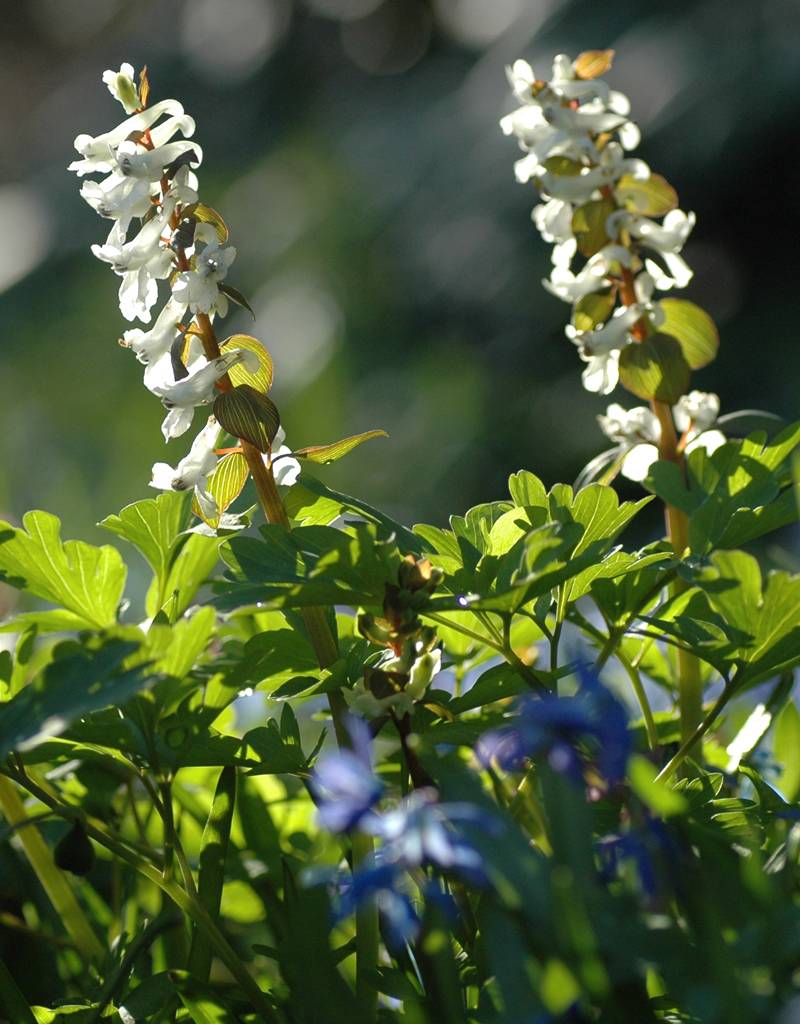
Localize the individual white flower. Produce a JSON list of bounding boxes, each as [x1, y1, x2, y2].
[[120, 296, 187, 363], [79, 175, 153, 232], [269, 427, 301, 487], [532, 197, 573, 244], [68, 99, 184, 176], [609, 208, 695, 254], [171, 225, 237, 315], [598, 393, 725, 482], [598, 403, 661, 481], [149, 349, 259, 440], [150, 416, 220, 518], [91, 205, 175, 322], [505, 59, 539, 104], [608, 208, 695, 288], [542, 98, 628, 136], [115, 139, 202, 181], [566, 303, 644, 395], [674, 390, 719, 433], [102, 63, 139, 114], [542, 244, 630, 303]]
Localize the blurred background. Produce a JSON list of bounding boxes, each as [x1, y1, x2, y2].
[[1, 0, 798, 545]]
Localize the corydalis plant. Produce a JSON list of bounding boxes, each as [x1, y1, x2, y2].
[[70, 63, 382, 532], [501, 49, 724, 486]]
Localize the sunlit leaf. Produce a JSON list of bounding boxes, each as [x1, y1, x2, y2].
[[295, 429, 388, 464]]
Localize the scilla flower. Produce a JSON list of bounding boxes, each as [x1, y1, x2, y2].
[[309, 716, 383, 834]]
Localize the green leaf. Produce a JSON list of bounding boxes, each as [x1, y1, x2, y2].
[[219, 334, 273, 392], [182, 201, 229, 242], [614, 173, 678, 216], [699, 550, 800, 688], [170, 972, 239, 1024], [572, 196, 616, 257], [507, 470, 548, 509], [0, 638, 150, 758], [0, 511, 126, 629], [646, 427, 800, 553], [285, 474, 422, 551], [244, 721, 308, 775], [213, 385, 279, 453], [618, 333, 691, 403], [146, 532, 221, 619], [774, 702, 800, 801], [294, 429, 388, 464], [155, 606, 216, 678], [101, 491, 190, 590], [658, 299, 719, 369], [194, 452, 249, 527], [572, 289, 616, 332], [628, 753, 688, 817], [188, 766, 236, 981]]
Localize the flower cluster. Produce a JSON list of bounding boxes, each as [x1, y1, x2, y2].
[[597, 389, 725, 482], [501, 51, 698, 398], [69, 63, 298, 522], [477, 665, 630, 785], [309, 717, 495, 947]]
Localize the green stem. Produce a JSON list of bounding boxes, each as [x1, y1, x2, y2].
[[4, 769, 279, 1022], [656, 683, 734, 782], [0, 775, 104, 964], [617, 649, 658, 751], [651, 400, 704, 759]]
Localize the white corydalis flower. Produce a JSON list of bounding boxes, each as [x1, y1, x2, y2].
[[598, 393, 725, 481], [120, 296, 187, 364], [150, 416, 220, 517], [102, 63, 140, 114], [268, 427, 301, 487], [566, 303, 645, 395], [150, 348, 260, 441], [172, 225, 237, 315]]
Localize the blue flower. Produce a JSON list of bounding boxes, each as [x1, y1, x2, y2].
[[376, 788, 497, 887], [477, 663, 630, 784], [339, 863, 420, 953], [597, 817, 679, 900], [310, 715, 383, 833]]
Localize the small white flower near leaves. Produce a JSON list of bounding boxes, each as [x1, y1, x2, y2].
[[150, 417, 220, 518], [102, 63, 140, 114], [172, 225, 237, 315], [566, 304, 644, 395], [150, 349, 257, 441], [598, 393, 725, 482], [120, 296, 187, 364], [269, 427, 301, 487]]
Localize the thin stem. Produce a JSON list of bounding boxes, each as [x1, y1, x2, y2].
[[196, 305, 378, 1019], [656, 683, 735, 782], [619, 268, 704, 760], [617, 649, 658, 750], [0, 775, 104, 964]]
